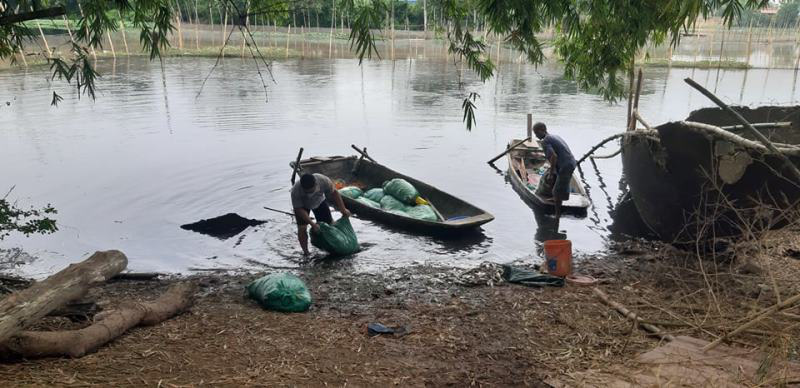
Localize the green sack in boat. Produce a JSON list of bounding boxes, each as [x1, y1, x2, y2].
[[382, 179, 420, 205], [310, 217, 359, 255], [363, 188, 385, 202], [379, 195, 409, 212], [246, 273, 312, 312], [356, 197, 380, 208], [406, 204, 439, 222], [338, 186, 363, 199]]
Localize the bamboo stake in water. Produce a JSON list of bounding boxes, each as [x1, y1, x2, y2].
[[77, 3, 97, 60], [286, 24, 291, 59], [35, 20, 50, 58], [106, 29, 115, 58], [329, 0, 335, 58], [118, 11, 129, 55], [174, 0, 184, 49], [194, 0, 199, 50], [208, 3, 214, 46]]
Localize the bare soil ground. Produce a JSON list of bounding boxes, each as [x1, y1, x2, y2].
[[1, 234, 799, 386]]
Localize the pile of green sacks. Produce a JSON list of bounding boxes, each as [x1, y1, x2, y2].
[[246, 273, 312, 312], [337, 178, 439, 222]]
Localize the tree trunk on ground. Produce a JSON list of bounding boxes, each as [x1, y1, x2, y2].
[[0, 250, 127, 345], [0, 282, 197, 358]]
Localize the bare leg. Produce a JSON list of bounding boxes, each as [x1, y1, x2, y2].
[[297, 225, 310, 255]]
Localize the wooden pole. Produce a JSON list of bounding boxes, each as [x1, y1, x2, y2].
[[329, 0, 334, 58], [629, 68, 643, 131], [526, 113, 533, 139], [290, 147, 304, 184], [626, 64, 634, 130], [62, 15, 74, 41], [286, 24, 291, 59], [263, 206, 295, 217], [684, 77, 800, 182], [209, 3, 214, 46], [487, 136, 532, 166], [0, 250, 127, 345]]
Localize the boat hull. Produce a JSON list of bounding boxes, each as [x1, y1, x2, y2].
[[622, 106, 800, 243], [295, 156, 494, 236]]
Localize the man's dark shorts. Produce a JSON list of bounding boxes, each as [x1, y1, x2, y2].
[[297, 201, 333, 225], [552, 165, 575, 201]]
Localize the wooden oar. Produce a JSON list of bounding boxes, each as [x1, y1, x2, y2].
[[487, 136, 531, 166], [290, 147, 304, 184]]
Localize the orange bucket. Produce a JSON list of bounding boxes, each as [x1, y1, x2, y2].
[[544, 240, 572, 277]]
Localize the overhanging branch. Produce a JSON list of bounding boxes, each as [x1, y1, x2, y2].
[[0, 6, 66, 26]]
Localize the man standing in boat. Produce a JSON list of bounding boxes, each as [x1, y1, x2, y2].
[[292, 173, 351, 255], [533, 122, 576, 223]]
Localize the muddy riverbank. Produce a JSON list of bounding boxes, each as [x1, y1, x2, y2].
[[2, 234, 799, 386]]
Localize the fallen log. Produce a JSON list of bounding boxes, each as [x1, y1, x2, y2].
[[0, 250, 127, 345], [1, 282, 197, 358]]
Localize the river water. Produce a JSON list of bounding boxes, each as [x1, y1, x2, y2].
[[3, 56, 800, 277]]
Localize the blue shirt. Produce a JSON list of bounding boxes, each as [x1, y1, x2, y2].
[[541, 134, 576, 172]]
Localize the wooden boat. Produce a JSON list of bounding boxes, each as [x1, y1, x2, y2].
[[292, 155, 494, 235], [506, 139, 591, 212], [622, 105, 800, 243]]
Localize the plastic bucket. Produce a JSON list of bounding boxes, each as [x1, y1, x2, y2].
[[544, 240, 572, 277]]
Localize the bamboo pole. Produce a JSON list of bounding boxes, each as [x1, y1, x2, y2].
[[209, 3, 214, 46], [118, 12, 129, 55], [35, 20, 50, 58], [286, 24, 291, 59], [62, 15, 74, 41], [77, 3, 97, 60], [106, 29, 115, 58], [174, 0, 183, 49], [628, 68, 643, 131], [194, 0, 200, 50], [329, 0, 335, 58]]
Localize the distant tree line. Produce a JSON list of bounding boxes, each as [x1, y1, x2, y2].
[[735, 0, 800, 28]]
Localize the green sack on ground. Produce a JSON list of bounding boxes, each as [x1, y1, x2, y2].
[[382, 178, 420, 205], [338, 186, 363, 199], [363, 188, 385, 202], [356, 197, 380, 208], [380, 195, 409, 212], [406, 204, 439, 221], [310, 217, 359, 255], [246, 273, 312, 312]]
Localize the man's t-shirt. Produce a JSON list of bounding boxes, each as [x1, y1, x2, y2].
[[291, 174, 334, 210], [541, 134, 576, 173]]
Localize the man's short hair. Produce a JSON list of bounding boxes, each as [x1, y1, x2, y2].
[[533, 122, 547, 132], [300, 173, 316, 190]]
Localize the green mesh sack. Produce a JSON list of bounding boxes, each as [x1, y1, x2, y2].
[[379, 195, 409, 212], [356, 197, 380, 208], [338, 186, 363, 199], [406, 204, 439, 221], [363, 188, 385, 202], [246, 273, 312, 312], [382, 179, 420, 205], [310, 217, 359, 255]]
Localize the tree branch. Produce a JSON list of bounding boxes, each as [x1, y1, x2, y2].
[[0, 6, 66, 26]]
